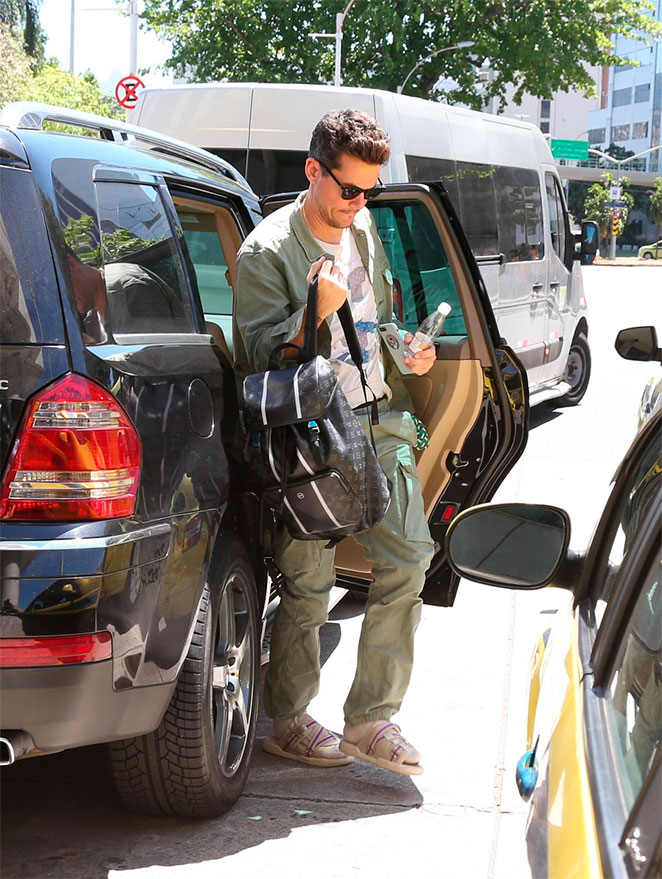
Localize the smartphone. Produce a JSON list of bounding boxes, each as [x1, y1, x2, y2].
[[378, 323, 414, 375]]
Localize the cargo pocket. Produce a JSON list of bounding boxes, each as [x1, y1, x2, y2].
[[394, 446, 427, 543]]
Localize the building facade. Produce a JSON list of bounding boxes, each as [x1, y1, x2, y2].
[[586, 0, 662, 172]]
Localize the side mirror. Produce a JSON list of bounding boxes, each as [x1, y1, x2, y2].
[[574, 220, 599, 265], [445, 504, 571, 589], [615, 326, 662, 363]]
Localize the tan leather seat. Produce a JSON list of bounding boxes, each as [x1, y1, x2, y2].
[[205, 320, 233, 365]]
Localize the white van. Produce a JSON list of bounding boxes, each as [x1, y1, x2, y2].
[[131, 82, 592, 407]]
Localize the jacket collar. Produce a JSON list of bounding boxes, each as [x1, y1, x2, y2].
[[290, 191, 373, 270]]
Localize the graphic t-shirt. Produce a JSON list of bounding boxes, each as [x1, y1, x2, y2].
[[314, 229, 389, 409]]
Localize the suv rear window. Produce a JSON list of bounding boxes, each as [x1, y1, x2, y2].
[[52, 159, 195, 342], [0, 168, 64, 344]]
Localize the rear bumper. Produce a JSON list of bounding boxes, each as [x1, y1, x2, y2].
[[0, 657, 175, 753]]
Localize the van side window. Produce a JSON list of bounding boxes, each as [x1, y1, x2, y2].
[[406, 155, 544, 263], [369, 200, 467, 337], [495, 167, 544, 262], [207, 147, 308, 195], [96, 182, 195, 336], [545, 173, 567, 261]]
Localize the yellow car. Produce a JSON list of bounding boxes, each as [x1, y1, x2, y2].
[[638, 240, 662, 260], [446, 406, 661, 875]]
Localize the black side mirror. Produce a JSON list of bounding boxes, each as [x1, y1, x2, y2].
[[445, 504, 571, 589], [615, 326, 662, 363], [574, 220, 599, 265]]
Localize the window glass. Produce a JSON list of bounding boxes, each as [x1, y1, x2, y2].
[[495, 167, 544, 262], [540, 121, 550, 135], [454, 162, 499, 256], [545, 173, 566, 261], [634, 83, 651, 103], [369, 200, 467, 336], [613, 87, 633, 107], [632, 121, 649, 140], [405, 155, 461, 210], [613, 124, 632, 142], [177, 210, 233, 317], [96, 182, 195, 335], [540, 99, 551, 118], [588, 128, 606, 144], [593, 438, 661, 627], [607, 552, 661, 807]]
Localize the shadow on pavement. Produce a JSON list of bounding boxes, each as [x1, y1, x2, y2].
[[0, 596, 422, 878], [528, 405, 564, 430]]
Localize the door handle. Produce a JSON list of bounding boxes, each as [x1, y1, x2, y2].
[[532, 282, 544, 293], [550, 280, 560, 290]]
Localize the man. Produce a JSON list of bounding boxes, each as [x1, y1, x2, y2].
[[233, 109, 435, 776]]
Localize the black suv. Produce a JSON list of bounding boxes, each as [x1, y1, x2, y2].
[[0, 102, 530, 818]]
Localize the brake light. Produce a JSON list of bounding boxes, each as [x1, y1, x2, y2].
[[0, 632, 112, 667], [0, 374, 141, 520]]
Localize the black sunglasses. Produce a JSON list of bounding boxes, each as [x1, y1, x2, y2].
[[315, 158, 384, 201]]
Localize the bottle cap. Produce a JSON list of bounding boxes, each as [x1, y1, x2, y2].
[[437, 302, 452, 316]]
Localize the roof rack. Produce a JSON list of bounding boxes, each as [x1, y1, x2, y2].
[[0, 101, 250, 190]]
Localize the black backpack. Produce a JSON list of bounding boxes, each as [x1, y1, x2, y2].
[[242, 278, 391, 542]]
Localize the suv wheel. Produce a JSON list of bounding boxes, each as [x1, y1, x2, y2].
[[110, 535, 260, 818], [557, 332, 591, 406]]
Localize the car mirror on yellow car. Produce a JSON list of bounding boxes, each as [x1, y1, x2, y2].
[[615, 325, 662, 363], [445, 503, 572, 589]]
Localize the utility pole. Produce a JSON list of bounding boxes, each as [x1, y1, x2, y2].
[[129, 0, 138, 75], [310, 0, 356, 87], [69, 0, 75, 72]]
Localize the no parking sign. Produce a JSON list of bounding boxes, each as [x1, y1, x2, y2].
[[115, 75, 145, 109]]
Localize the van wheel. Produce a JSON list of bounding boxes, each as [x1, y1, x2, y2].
[[557, 332, 591, 406], [110, 535, 260, 818]]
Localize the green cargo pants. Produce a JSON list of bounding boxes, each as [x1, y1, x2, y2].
[[263, 404, 435, 726]]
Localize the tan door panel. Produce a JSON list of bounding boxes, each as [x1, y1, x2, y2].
[[335, 356, 484, 578]]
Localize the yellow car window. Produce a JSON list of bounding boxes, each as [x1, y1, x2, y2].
[[608, 553, 661, 808]]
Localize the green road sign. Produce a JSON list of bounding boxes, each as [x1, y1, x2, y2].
[[550, 139, 589, 161]]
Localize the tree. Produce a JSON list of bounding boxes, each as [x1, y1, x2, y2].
[[0, 22, 32, 108], [28, 62, 123, 119], [139, 0, 662, 109], [0, 0, 45, 65], [584, 172, 634, 241]]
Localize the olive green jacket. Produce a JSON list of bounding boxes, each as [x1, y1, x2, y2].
[[232, 192, 413, 413]]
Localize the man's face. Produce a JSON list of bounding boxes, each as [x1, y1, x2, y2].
[[305, 154, 381, 230]]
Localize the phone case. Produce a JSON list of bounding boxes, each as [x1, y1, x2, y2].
[[378, 323, 414, 375]]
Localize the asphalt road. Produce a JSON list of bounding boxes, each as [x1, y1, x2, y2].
[[1, 265, 659, 879]]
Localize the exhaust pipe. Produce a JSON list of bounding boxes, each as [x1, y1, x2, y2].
[[0, 731, 35, 765]]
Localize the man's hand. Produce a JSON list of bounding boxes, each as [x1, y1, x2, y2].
[[307, 257, 348, 323], [403, 332, 437, 375]]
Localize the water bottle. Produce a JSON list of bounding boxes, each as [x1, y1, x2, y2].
[[406, 302, 452, 355]]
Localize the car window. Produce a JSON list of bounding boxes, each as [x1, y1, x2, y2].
[[607, 550, 661, 807], [593, 437, 661, 628], [369, 200, 467, 336], [176, 207, 236, 319], [96, 182, 195, 336], [545, 173, 566, 262]]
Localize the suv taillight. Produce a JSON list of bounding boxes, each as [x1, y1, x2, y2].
[[0, 374, 141, 520]]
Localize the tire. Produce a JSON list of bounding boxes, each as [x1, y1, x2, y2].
[[643, 252, 653, 259], [110, 534, 260, 818], [557, 332, 591, 407]]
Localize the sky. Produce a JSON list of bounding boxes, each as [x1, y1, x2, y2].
[[39, 0, 174, 96]]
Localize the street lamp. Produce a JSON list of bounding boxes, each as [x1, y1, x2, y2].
[[309, 0, 357, 88], [588, 144, 662, 259], [397, 41, 475, 94]]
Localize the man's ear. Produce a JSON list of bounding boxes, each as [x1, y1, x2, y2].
[[305, 157, 321, 185]]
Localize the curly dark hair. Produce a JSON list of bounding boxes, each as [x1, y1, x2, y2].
[[309, 109, 390, 169]]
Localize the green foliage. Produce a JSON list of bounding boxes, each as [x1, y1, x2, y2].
[[0, 22, 32, 107], [139, 0, 662, 108], [0, 0, 45, 64], [583, 172, 634, 238], [28, 62, 124, 118], [567, 180, 591, 224], [648, 177, 662, 238]]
